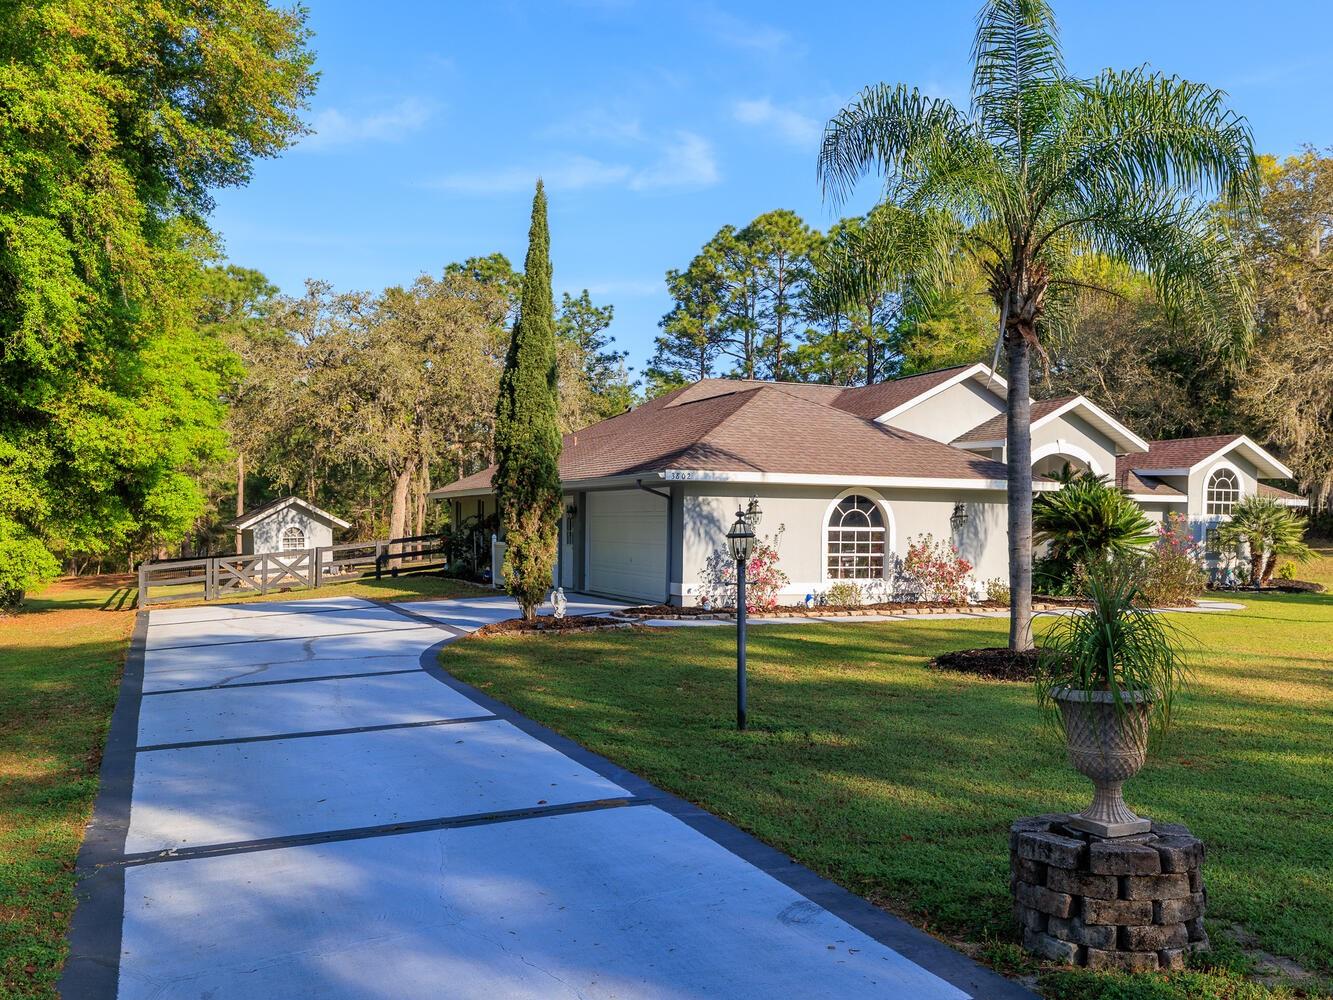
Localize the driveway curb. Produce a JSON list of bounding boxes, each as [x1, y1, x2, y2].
[[417, 619, 1039, 1000]]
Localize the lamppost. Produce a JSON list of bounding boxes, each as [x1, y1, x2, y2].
[[726, 501, 760, 731]]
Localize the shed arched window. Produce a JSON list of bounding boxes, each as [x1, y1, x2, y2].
[[1205, 469, 1240, 516], [826, 495, 886, 579], [281, 526, 307, 551]]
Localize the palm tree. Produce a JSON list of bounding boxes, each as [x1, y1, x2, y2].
[[818, 0, 1256, 649], [1032, 473, 1155, 591], [1217, 495, 1313, 586]]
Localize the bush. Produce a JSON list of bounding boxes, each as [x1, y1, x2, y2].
[[902, 533, 972, 602], [1032, 472, 1155, 592], [698, 528, 790, 611], [1139, 512, 1207, 607], [1277, 561, 1296, 581], [825, 581, 864, 606], [985, 577, 1010, 605], [0, 518, 59, 612]]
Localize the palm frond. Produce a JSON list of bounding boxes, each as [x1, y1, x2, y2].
[[1032, 68, 1258, 219], [818, 83, 967, 207], [970, 0, 1067, 157]]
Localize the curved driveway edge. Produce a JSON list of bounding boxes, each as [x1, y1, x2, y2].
[[60, 594, 1039, 1000]]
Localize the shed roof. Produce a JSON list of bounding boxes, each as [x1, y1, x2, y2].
[[226, 496, 351, 530]]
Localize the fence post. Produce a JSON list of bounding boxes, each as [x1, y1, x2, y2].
[[205, 558, 215, 601], [261, 553, 270, 596], [375, 541, 384, 581], [138, 561, 148, 608], [313, 546, 323, 589]]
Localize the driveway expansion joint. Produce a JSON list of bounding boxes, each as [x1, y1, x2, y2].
[[115, 796, 651, 867], [141, 666, 424, 695], [135, 713, 501, 752]]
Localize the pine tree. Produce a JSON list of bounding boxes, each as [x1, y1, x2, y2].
[[493, 181, 563, 619]]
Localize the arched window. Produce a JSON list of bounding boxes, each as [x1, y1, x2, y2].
[[1205, 469, 1240, 516], [281, 525, 307, 551], [826, 495, 887, 579]]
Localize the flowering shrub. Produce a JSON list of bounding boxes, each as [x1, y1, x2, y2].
[[824, 581, 865, 606], [1139, 513, 1207, 607], [902, 533, 973, 602], [985, 577, 1010, 605], [697, 527, 790, 611]]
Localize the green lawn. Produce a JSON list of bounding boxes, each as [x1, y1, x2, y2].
[[0, 570, 488, 998], [441, 589, 1332, 999], [0, 578, 131, 999]]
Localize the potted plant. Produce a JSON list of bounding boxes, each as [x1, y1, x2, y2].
[[1035, 559, 1190, 837]]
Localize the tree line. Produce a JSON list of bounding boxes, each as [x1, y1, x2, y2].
[[644, 150, 1333, 519], [645, 207, 994, 393], [210, 258, 629, 555]]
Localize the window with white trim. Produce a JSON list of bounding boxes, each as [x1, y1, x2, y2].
[[281, 526, 306, 551], [1205, 469, 1240, 515], [826, 495, 886, 579]]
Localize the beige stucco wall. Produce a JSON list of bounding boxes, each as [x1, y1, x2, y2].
[[883, 379, 1004, 441], [1029, 412, 1119, 478], [674, 483, 1009, 605], [1186, 452, 1259, 519]]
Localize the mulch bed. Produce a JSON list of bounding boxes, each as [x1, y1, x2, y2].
[[472, 615, 642, 637], [928, 646, 1048, 682]]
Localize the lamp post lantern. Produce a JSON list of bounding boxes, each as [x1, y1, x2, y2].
[[726, 506, 757, 731]]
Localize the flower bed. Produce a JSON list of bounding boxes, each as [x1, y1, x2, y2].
[[614, 599, 1082, 620]]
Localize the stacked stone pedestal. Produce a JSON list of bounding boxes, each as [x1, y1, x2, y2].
[[1010, 815, 1208, 971]]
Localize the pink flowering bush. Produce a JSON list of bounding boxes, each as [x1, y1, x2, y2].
[[901, 533, 973, 602], [698, 527, 790, 611], [1139, 512, 1207, 607]]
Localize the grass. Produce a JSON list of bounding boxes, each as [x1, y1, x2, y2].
[[440, 589, 1333, 999], [0, 577, 131, 999], [0, 569, 488, 998]]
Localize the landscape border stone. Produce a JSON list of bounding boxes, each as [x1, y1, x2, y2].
[[1010, 814, 1208, 971]]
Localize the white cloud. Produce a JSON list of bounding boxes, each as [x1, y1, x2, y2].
[[732, 98, 821, 147], [428, 132, 719, 196], [430, 155, 632, 195], [697, 8, 795, 55], [628, 131, 718, 190], [303, 98, 434, 150]]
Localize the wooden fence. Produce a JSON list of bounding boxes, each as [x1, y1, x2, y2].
[[137, 533, 450, 608]]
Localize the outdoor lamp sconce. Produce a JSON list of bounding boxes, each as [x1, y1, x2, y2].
[[744, 496, 763, 531], [950, 502, 969, 533], [725, 507, 756, 731], [565, 504, 577, 516]]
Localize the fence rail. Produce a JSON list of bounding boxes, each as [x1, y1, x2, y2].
[[137, 533, 450, 608]]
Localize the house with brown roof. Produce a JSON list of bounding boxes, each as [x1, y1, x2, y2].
[[430, 363, 1304, 605]]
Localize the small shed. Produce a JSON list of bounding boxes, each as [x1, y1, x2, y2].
[[226, 497, 351, 556]]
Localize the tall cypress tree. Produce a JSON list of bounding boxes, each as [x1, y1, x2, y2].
[[493, 180, 563, 619]]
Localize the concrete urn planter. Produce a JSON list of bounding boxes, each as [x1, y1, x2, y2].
[[1054, 688, 1153, 838]]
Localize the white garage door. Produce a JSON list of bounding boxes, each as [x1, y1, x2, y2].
[[585, 490, 667, 603]]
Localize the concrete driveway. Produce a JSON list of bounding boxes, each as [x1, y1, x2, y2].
[[62, 593, 1032, 1000]]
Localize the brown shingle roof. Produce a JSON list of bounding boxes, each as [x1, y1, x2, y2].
[[952, 396, 1078, 445], [434, 379, 1009, 496], [1131, 435, 1242, 470], [1258, 482, 1305, 502], [832, 365, 977, 420], [1113, 460, 1185, 499]]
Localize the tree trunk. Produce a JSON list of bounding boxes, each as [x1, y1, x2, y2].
[[234, 452, 245, 554], [388, 457, 416, 556], [1005, 332, 1034, 651]]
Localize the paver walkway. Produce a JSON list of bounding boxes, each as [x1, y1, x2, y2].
[[63, 594, 1034, 1000]]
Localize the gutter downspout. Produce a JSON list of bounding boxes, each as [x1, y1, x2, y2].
[[637, 479, 672, 604]]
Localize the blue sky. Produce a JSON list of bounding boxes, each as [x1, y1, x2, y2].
[[213, 1, 1333, 378]]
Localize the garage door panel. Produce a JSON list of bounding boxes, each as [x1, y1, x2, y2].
[[586, 491, 667, 603]]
